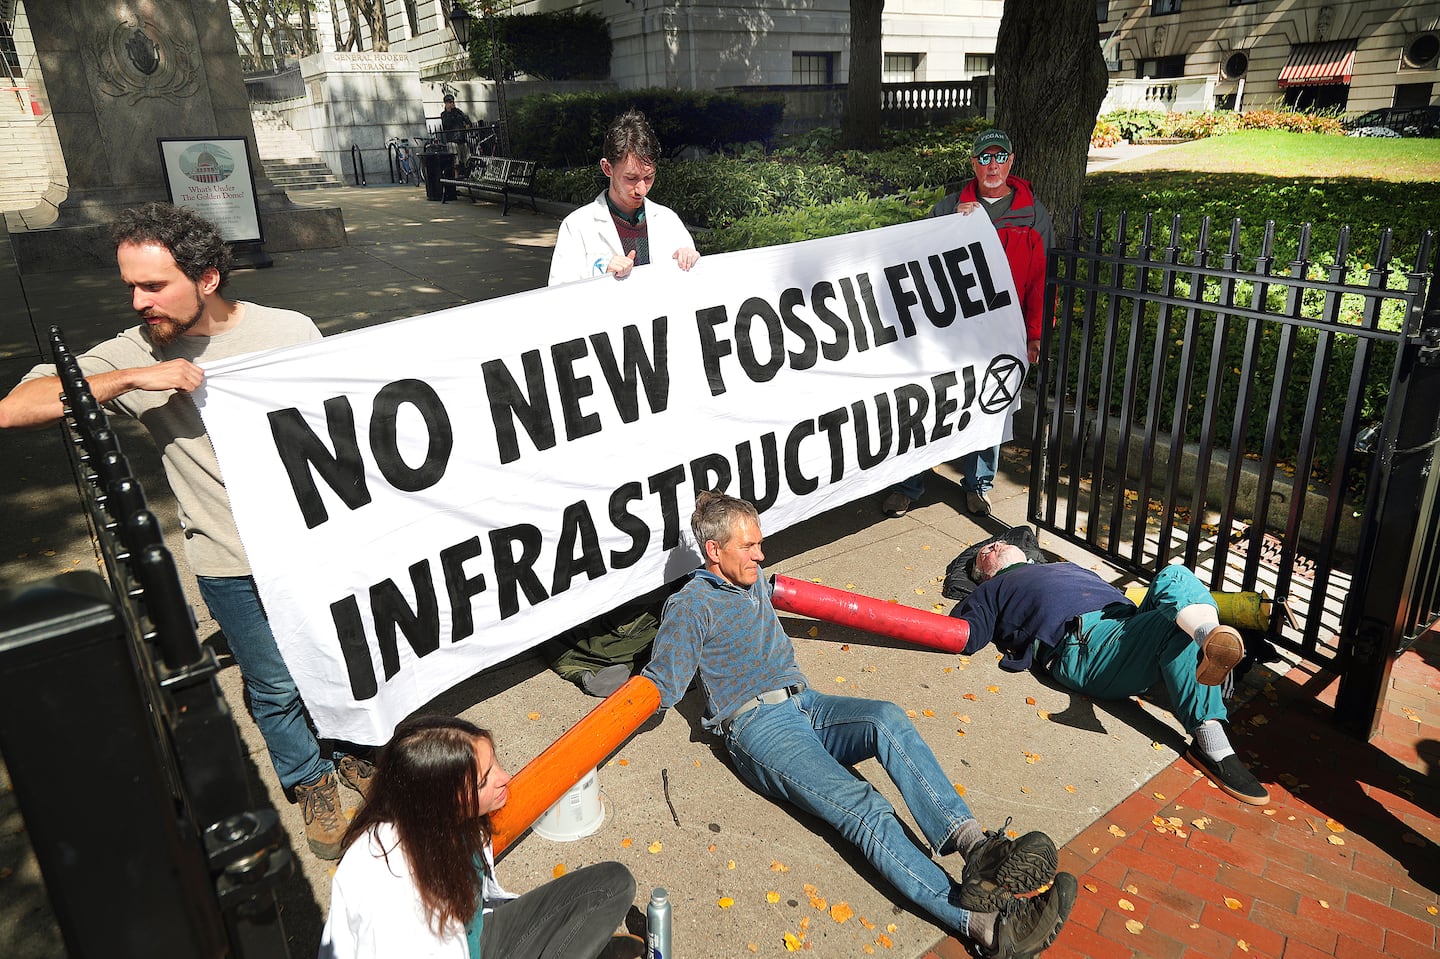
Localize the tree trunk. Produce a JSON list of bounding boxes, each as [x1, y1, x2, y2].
[[995, 0, 1109, 242], [841, 0, 884, 149]]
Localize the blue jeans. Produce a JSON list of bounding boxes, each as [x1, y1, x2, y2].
[[1050, 565, 1226, 731], [724, 689, 974, 934], [197, 575, 332, 792], [892, 445, 998, 502]]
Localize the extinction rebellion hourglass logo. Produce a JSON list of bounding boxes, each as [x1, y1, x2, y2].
[[178, 143, 237, 184]]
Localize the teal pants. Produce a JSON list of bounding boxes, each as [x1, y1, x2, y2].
[[1050, 565, 1226, 731]]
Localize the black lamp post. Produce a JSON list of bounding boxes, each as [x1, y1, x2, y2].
[[449, 5, 471, 46]]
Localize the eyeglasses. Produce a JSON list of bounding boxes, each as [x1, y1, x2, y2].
[[976, 151, 1010, 165]]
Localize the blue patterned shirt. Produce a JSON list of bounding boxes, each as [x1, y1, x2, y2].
[[641, 566, 808, 732]]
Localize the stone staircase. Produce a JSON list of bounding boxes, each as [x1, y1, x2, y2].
[[252, 110, 342, 191]]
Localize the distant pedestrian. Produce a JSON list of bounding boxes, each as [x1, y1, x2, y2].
[[548, 109, 700, 284], [882, 129, 1053, 520], [0, 202, 373, 859], [439, 94, 474, 168]]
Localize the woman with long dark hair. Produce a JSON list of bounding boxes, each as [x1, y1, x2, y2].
[[319, 715, 635, 958]]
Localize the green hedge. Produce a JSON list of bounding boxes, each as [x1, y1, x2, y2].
[[509, 90, 785, 168]]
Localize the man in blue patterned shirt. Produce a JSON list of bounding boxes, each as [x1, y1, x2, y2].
[[641, 491, 1077, 958]]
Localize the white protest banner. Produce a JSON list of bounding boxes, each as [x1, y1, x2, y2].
[[199, 214, 1025, 744]]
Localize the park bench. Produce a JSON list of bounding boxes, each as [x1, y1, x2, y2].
[[440, 156, 539, 215]]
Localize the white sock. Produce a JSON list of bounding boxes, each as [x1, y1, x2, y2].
[[1175, 603, 1219, 641], [1192, 719, 1235, 761], [967, 909, 997, 947]]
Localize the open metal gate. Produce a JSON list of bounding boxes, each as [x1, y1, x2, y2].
[[1030, 210, 1440, 739]]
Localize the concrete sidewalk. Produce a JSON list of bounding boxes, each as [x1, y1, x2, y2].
[[2, 181, 1435, 959]]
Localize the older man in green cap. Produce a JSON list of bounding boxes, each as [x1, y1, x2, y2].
[[881, 129, 1054, 520]]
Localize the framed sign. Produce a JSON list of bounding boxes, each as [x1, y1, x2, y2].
[[157, 137, 264, 244]]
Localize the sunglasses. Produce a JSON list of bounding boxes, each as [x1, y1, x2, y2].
[[975, 151, 1010, 165]]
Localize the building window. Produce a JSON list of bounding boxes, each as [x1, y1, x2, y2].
[[884, 53, 921, 83], [1137, 55, 1186, 78], [0, 21, 20, 76], [1097, 1, 1110, 21], [1394, 82, 1434, 108], [792, 52, 835, 85], [1151, 0, 1181, 14], [1229, 0, 1257, 5], [403, 0, 421, 38], [963, 54, 994, 77]]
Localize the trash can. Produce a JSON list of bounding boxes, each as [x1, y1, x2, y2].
[[422, 150, 455, 201]]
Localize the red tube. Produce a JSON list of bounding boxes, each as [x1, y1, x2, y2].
[[771, 574, 970, 654], [490, 675, 661, 856]]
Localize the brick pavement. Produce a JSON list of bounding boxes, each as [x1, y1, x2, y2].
[[923, 631, 1440, 959]]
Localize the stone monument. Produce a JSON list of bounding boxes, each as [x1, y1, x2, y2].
[[11, 0, 347, 274]]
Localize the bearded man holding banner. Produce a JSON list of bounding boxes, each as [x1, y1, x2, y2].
[[0, 202, 370, 860]]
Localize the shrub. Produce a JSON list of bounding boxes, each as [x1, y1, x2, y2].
[[1237, 107, 1344, 135], [509, 90, 785, 168], [701, 191, 938, 254], [1092, 118, 1122, 148], [1102, 109, 1167, 141]]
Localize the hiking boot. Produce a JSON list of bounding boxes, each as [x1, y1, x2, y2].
[[981, 872, 1077, 959], [1185, 747, 1270, 806], [337, 754, 376, 800], [1196, 625, 1244, 686], [958, 818, 1059, 912], [966, 489, 993, 517], [295, 772, 346, 860], [882, 491, 914, 518]]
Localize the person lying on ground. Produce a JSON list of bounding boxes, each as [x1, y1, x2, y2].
[[952, 544, 1267, 805], [640, 490, 1077, 959]]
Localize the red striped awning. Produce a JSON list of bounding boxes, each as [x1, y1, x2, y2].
[[1277, 39, 1357, 87]]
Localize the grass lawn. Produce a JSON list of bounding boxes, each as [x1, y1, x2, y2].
[[1096, 129, 1440, 180]]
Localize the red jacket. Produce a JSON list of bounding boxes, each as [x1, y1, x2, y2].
[[932, 176, 1053, 343]]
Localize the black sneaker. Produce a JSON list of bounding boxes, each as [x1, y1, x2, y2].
[[958, 818, 1059, 912], [1186, 747, 1270, 806], [982, 872, 1077, 959]]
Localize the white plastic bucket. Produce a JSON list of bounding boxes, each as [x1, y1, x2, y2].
[[532, 767, 605, 841]]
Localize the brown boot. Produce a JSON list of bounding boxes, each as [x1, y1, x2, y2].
[[295, 772, 346, 860], [337, 754, 376, 801]]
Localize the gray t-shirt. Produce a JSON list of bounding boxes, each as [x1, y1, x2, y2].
[[23, 301, 321, 577]]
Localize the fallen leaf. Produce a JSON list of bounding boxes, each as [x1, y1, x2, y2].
[[728, 860, 736, 869], [807, 626, 819, 637], [767, 891, 780, 903], [835, 676, 846, 684], [748, 944, 758, 953], [1151, 741, 1165, 751], [1263, 809, 1276, 816], [943, 666, 953, 673], [771, 861, 790, 872], [707, 843, 716, 852], [1427, 905, 1437, 916], [957, 714, 971, 724], [859, 916, 876, 930], [963, 693, 978, 701], [1327, 835, 1345, 846], [621, 838, 633, 848], [876, 933, 893, 948], [1324, 819, 1345, 833], [841, 644, 850, 651], [922, 709, 936, 717], [954, 783, 967, 796], [800, 917, 811, 932], [1125, 885, 1138, 895], [887, 924, 897, 934], [553, 864, 567, 878], [1224, 897, 1243, 911], [1065, 784, 1077, 793], [1037, 710, 1050, 720], [1020, 786, 1032, 793], [617, 758, 629, 766], [527, 712, 541, 721], [955, 728, 966, 737], [915, 588, 925, 595], [1108, 825, 1127, 838], [718, 897, 734, 908], [783, 932, 803, 952], [648, 841, 662, 853], [1124, 919, 1144, 935], [1319, 900, 1330, 909], [905, 709, 918, 718], [986, 685, 1000, 693], [830, 902, 854, 923], [1238, 940, 1250, 952], [1118, 898, 1135, 911], [1025, 696, 1036, 705], [863, 947, 875, 955]]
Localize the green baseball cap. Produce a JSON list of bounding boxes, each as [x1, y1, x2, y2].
[[971, 129, 1012, 157]]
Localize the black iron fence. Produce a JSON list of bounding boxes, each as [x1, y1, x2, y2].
[[0, 328, 292, 958], [1030, 211, 1440, 738]]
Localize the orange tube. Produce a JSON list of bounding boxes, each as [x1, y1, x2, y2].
[[490, 675, 661, 856], [770, 575, 971, 654]]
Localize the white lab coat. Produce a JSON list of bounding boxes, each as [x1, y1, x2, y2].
[[548, 193, 697, 286]]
